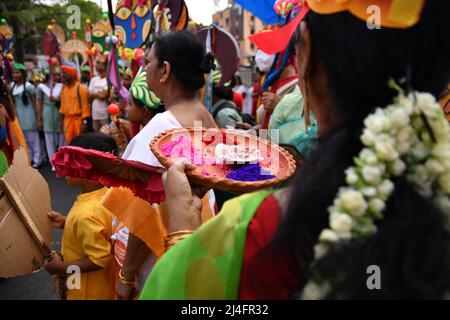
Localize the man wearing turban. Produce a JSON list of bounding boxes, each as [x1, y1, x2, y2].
[[60, 63, 91, 143]]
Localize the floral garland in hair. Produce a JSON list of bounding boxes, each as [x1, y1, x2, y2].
[[301, 81, 450, 300]]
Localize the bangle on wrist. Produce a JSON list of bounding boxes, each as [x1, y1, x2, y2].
[[164, 230, 194, 252], [119, 269, 135, 285]]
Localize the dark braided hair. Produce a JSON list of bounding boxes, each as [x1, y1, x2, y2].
[[257, 1, 450, 299]]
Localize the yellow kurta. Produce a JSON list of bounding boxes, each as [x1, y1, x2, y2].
[[62, 187, 115, 300]]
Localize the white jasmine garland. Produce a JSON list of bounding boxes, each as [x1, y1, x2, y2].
[[425, 159, 445, 176], [410, 165, 432, 187], [359, 148, 378, 165], [433, 144, 450, 168], [397, 141, 411, 155], [362, 186, 378, 198], [339, 189, 367, 217], [398, 95, 414, 114], [364, 112, 386, 134], [375, 134, 399, 161], [389, 159, 406, 176], [314, 243, 330, 260], [433, 118, 450, 140], [411, 142, 430, 161], [330, 212, 353, 235], [435, 196, 450, 213], [362, 166, 383, 185], [361, 128, 377, 146], [345, 168, 359, 185], [438, 172, 450, 193], [318, 229, 339, 243], [301, 281, 331, 300], [378, 179, 395, 198], [417, 93, 440, 117], [300, 88, 450, 300], [390, 107, 410, 128], [369, 198, 386, 213], [396, 126, 413, 143]]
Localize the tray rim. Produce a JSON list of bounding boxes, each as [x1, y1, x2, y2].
[[150, 127, 297, 193]]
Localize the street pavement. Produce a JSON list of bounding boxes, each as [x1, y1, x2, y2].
[[0, 162, 80, 300]]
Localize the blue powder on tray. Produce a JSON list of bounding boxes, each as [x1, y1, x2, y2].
[[226, 164, 275, 182]]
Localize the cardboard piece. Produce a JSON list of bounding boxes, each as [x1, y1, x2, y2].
[[0, 148, 52, 278]]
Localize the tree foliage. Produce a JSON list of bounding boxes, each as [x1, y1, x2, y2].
[[0, 0, 103, 62]]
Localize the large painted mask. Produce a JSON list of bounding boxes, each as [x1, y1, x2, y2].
[[115, 0, 153, 49], [92, 15, 113, 52]]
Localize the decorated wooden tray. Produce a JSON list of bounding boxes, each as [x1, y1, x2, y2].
[[52, 146, 165, 204], [150, 128, 297, 193]]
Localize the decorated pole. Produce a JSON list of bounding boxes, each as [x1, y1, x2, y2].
[[85, 18, 94, 78]]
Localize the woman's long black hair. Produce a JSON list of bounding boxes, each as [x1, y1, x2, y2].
[[270, 1, 450, 299]]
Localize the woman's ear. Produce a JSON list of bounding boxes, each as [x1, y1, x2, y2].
[[297, 21, 312, 83], [160, 61, 171, 84]]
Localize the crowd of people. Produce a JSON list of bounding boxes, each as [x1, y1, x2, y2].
[[0, 0, 449, 300]]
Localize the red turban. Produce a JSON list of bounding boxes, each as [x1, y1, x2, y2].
[[61, 65, 78, 80]]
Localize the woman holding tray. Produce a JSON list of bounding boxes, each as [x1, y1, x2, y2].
[[140, 0, 450, 299], [101, 31, 218, 299]]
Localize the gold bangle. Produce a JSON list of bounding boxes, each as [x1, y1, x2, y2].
[[166, 230, 195, 237], [164, 235, 192, 247], [164, 232, 193, 252], [118, 269, 135, 285]]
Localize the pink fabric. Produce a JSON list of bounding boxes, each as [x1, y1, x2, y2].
[[52, 146, 165, 204]]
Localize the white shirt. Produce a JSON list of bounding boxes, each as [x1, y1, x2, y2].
[[122, 111, 182, 165], [10, 81, 34, 96], [235, 85, 254, 115], [37, 83, 62, 98], [89, 76, 108, 120]]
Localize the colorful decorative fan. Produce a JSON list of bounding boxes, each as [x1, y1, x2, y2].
[[61, 32, 89, 66], [49, 19, 66, 45], [84, 19, 93, 48], [41, 27, 59, 57], [150, 128, 297, 193], [115, 0, 153, 48], [92, 14, 113, 52], [52, 146, 165, 204], [196, 25, 240, 88], [0, 19, 15, 52], [151, 0, 189, 36], [84, 19, 94, 77]]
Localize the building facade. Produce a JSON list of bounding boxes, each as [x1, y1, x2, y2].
[[213, 0, 265, 66]]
